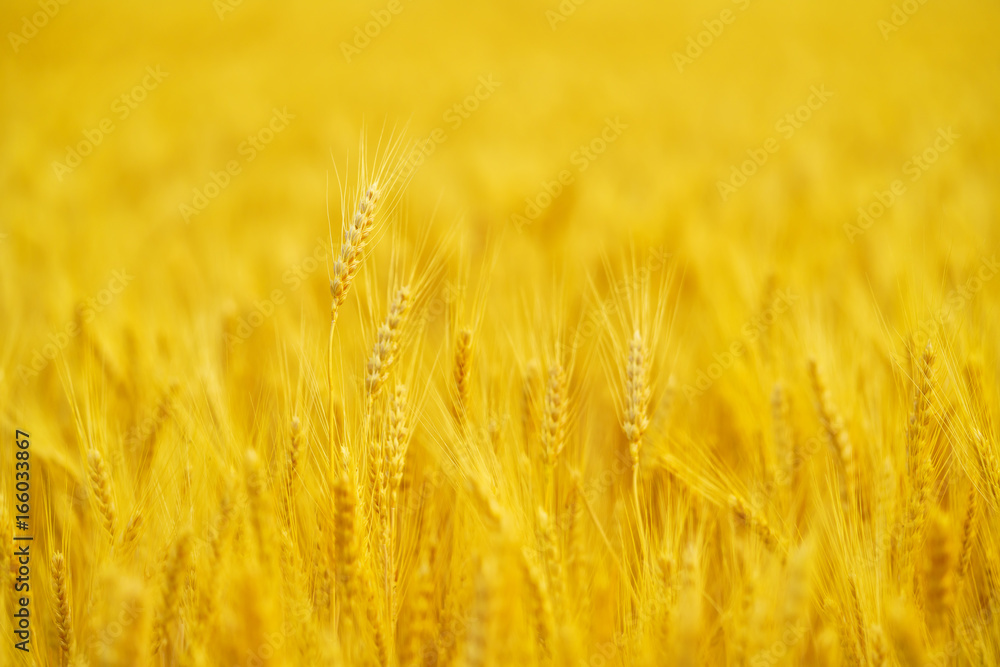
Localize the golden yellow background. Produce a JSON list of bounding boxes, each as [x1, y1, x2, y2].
[[2, 0, 1000, 665]]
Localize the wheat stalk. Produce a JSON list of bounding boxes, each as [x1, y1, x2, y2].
[[329, 178, 383, 470]]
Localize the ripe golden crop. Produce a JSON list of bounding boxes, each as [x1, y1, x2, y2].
[[2, 1, 999, 665]]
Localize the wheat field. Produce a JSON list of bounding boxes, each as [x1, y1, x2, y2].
[[2, 0, 1000, 665]]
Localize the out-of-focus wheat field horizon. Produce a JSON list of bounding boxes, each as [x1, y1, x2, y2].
[[4, 0, 998, 412], [3, 1, 1000, 666]]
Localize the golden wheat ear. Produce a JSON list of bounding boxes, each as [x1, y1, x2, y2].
[[116, 510, 143, 560], [51, 552, 75, 667], [453, 327, 474, 422], [807, 357, 856, 510], [386, 382, 410, 507], [330, 182, 381, 331], [87, 448, 117, 542], [923, 508, 956, 636], [334, 472, 359, 619], [623, 330, 650, 505], [286, 415, 303, 504], [540, 360, 567, 468], [366, 284, 411, 400], [152, 529, 191, 659], [327, 133, 410, 476], [906, 342, 936, 463], [957, 484, 978, 582], [399, 555, 433, 667]]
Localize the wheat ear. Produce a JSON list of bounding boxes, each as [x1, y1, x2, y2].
[[972, 430, 999, 504], [624, 330, 650, 512], [386, 383, 410, 509], [807, 358, 856, 510], [51, 552, 74, 667], [334, 473, 359, 619], [771, 382, 793, 485], [117, 510, 143, 560], [365, 580, 389, 667], [287, 416, 303, 504], [924, 508, 956, 636], [906, 342, 936, 471], [87, 448, 117, 541], [399, 557, 433, 667], [958, 484, 978, 582], [538, 508, 565, 612], [330, 183, 380, 330], [848, 574, 867, 665], [453, 328, 473, 420], [540, 360, 568, 510], [329, 181, 381, 467], [729, 495, 785, 553], [521, 551, 554, 660], [153, 529, 191, 657], [864, 624, 887, 667], [366, 285, 411, 400], [464, 557, 497, 667]]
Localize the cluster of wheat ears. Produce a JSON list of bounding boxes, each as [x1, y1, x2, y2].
[[3, 138, 999, 667]]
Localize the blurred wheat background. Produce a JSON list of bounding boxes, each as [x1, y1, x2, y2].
[[2, 0, 1000, 665]]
